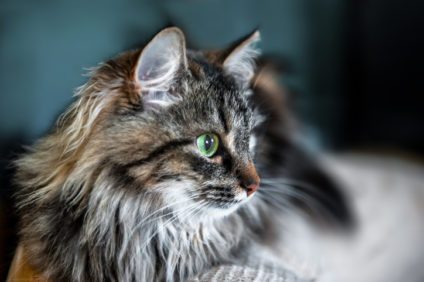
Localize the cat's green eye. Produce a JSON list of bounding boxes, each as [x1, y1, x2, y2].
[[196, 133, 219, 157]]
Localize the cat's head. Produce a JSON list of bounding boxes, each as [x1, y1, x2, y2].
[[42, 27, 263, 220]]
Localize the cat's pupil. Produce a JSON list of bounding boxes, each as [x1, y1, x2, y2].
[[204, 135, 213, 150]]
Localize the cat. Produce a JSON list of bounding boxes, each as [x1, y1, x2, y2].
[[13, 27, 351, 281]]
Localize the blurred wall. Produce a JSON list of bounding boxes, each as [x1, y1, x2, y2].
[[1, 0, 422, 150], [0, 0, 347, 147], [344, 0, 424, 154]]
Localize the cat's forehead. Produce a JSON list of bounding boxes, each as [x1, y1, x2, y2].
[[184, 55, 253, 126], [186, 52, 251, 103]]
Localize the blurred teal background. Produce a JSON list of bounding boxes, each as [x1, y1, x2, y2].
[[1, 0, 423, 151], [0, 0, 348, 148]]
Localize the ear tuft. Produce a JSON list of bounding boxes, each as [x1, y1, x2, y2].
[[223, 31, 261, 89], [134, 27, 187, 110]]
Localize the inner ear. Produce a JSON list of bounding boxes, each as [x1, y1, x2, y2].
[[134, 27, 188, 110], [221, 30, 261, 89]]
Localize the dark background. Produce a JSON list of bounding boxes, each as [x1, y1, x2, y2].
[[1, 0, 423, 279]]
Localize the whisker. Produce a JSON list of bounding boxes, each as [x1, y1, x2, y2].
[[119, 198, 201, 260], [137, 201, 204, 253], [258, 178, 335, 222]]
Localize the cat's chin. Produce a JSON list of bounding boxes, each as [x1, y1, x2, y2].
[[200, 193, 254, 219], [160, 180, 254, 222], [201, 203, 243, 218]]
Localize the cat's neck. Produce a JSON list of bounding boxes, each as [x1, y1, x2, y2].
[[126, 212, 247, 281]]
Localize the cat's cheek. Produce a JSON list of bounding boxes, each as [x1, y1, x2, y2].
[[234, 188, 249, 201], [153, 180, 199, 217], [202, 204, 241, 218]]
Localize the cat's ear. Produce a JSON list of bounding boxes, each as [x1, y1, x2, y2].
[[134, 27, 187, 110], [222, 30, 261, 89]]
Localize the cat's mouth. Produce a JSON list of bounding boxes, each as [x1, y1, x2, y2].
[[196, 185, 254, 216], [164, 181, 257, 221]]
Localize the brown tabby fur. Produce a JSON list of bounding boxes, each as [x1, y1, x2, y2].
[[13, 27, 351, 282]]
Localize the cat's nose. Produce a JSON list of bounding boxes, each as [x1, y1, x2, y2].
[[238, 162, 260, 197], [244, 181, 259, 197]]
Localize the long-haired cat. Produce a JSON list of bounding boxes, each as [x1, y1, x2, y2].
[[12, 27, 351, 281]]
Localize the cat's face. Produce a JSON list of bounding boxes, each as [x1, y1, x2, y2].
[[80, 28, 262, 220], [109, 79, 259, 218]]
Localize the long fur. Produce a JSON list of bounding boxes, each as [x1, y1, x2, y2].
[[14, 28, 351, 282]]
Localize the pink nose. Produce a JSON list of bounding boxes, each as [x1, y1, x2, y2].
[[238, 162, 260, 197], [245, 182, 259, 197]]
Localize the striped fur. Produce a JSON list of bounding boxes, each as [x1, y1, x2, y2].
[[14, 27, 351, 281], [14, 28, 265, 282]]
